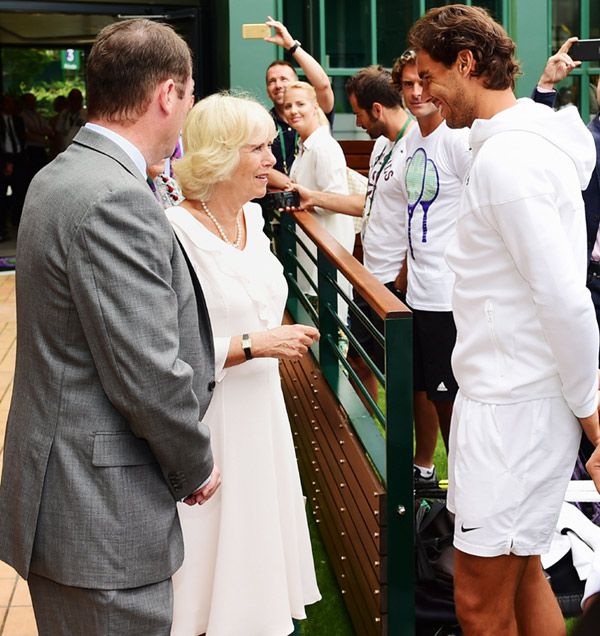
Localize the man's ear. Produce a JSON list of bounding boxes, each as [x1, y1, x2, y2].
[[158, 79, 176, 114], [371, 102, 383, 119], [457, 49, 476, 76]]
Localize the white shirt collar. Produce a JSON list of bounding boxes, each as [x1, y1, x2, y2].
[[85, 122, 147, 179], [300, 124, 330, 151]]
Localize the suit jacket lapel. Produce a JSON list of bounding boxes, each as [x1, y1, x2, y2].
[[72, 126, 149, 190]]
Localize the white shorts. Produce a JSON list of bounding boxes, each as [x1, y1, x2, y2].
[[448, 391, 581, 557]]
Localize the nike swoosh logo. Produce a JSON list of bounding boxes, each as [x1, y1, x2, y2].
[[460, 523, 481, 533]]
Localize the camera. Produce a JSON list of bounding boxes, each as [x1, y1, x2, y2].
[[261, 190, 300, 211]]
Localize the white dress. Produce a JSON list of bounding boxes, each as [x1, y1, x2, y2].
[[165, 202, 320, 636]]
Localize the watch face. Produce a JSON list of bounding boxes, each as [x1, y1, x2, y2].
[[242, 334, 252, 360]]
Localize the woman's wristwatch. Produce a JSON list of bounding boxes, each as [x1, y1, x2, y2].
[[241, 333, 253, 360]]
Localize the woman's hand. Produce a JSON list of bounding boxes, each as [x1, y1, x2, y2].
[[252, 324, 319, 360]]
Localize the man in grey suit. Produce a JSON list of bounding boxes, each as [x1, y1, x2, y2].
[[0, 19, 220, 635]]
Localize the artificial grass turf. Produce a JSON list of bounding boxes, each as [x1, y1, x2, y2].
[[301, 506, 356, 635]]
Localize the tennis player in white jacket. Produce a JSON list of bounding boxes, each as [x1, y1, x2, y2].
[[410, 5, 600, 635]]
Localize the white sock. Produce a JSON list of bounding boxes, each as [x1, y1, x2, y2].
[[414, 463, 434, 477]]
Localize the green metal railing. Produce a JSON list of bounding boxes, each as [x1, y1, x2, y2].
[[274, 209, 415, 635]]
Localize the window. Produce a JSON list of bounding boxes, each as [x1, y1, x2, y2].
[[325, 0, 372, 68], [475, 0, 503, 21], [552, 0, 598, 120], [377, 0, 413, 67], [552, 0, 580, 50], [281, 0, 505, 120], [423, 0, 502, 19]]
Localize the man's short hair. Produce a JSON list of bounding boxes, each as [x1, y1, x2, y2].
[[345, 65, 403, 111], [408, 4, 520, 91], [86, 19, 192, 122], [391, 49, 417, 89], [265, 60, 298, 82]]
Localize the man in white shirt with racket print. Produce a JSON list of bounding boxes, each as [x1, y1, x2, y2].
[[391, 49, 471, 479]]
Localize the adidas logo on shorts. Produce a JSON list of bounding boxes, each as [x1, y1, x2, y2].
[[437, 382, 448, 392]]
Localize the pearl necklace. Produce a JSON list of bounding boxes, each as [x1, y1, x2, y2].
[[199, 199, 243, 249]]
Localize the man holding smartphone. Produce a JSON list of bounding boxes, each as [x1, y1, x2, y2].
[[531, 38, 600, 367], [262, 16, 335, 190], [530, 36, 600, 621]]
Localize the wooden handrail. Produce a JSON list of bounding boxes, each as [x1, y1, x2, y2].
[[287, 210, 411, 321], [280, 206, 416, 635]]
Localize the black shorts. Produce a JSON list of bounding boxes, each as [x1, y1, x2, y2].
[[347, 282, 405, 373], [412, 308, 458, 402]]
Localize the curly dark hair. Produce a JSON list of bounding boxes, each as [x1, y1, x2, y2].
[[408, 4, 521, 90]]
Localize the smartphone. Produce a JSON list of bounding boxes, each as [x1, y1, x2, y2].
[[570, 39, 600, 61], [242, 24, 270, 39]]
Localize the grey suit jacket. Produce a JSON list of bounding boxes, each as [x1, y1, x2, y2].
[[0, 127, 215, 589]]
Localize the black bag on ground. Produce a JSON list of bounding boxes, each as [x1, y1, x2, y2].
[[414, 491, 586, 633], [415, 497, 460, 635], [545, 549, 584, 617]]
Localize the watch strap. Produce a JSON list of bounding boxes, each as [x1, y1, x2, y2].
[[288, 40, 301, 55], [241, 333, 253, 360]]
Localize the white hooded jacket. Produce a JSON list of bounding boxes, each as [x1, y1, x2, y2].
[[446, 98, 598, 417]]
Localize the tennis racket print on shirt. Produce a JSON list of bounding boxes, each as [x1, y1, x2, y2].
[[404, 147, 440, 259]]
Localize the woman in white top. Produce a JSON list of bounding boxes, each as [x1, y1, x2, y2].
[[284, 82, 355, 308], [167, 93, 320, 636]]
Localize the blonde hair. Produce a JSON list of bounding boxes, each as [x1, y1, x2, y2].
[[174, 92, 276, 201], [284, 81, 328, 126]]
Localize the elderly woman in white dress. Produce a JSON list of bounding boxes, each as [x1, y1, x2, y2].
[[284, 81, 355, 319], [166, 93, 321, 636]]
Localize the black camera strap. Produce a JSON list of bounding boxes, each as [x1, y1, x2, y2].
[[277, 122, 299, 176]]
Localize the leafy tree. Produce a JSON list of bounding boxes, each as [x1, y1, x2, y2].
[[2, 48, 57, 88], [1, 48, 85, 116]]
